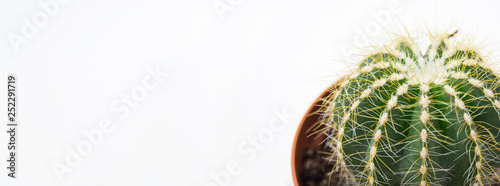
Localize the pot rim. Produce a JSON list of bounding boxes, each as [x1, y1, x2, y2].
[[291, 82, 341, 185]]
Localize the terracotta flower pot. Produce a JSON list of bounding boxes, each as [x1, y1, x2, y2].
[[291, 81, 341, 185]]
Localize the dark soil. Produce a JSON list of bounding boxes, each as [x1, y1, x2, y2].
[[300, 148, 343, 186]]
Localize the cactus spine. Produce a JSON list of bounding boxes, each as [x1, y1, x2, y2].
[[322, 31, 500, 185]]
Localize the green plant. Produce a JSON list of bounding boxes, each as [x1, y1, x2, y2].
[[322, 31, 500, 185]]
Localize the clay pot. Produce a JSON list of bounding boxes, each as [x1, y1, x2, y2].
[[291, 82, 340, 185]]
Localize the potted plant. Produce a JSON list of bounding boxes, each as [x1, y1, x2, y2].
[[292, 30, 500, 185]]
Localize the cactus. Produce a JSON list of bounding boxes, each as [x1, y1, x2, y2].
[[321, 31, 500, 185]]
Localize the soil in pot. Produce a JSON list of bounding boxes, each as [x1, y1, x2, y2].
[[300, 148, 341, 186]]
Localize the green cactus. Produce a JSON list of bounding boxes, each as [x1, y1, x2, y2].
[[321, 31, 500, 185]]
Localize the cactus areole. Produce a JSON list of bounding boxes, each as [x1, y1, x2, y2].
[[322, 31, 500, 185]]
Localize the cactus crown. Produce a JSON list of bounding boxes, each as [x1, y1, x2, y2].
[[322, 31, 500, 185]]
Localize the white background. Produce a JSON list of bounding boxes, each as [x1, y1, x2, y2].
[[1, 0, 500, 185]]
